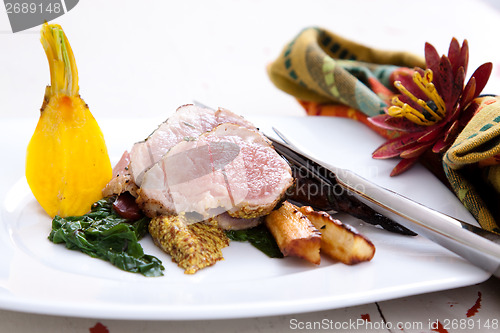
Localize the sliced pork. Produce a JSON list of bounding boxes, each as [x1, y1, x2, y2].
[[136, 123, 293, 223], [102, 151, 138, 197], [129, 104, 255, 186]]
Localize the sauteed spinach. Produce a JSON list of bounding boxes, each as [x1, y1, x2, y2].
[[49, 197, 164, 277], [226, 224, 283, 258]]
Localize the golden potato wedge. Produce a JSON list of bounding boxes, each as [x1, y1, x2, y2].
[[299, 206, 375, 265], [265, 201, 321, 265]]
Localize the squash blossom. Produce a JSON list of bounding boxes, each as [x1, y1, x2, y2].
[[26, 23, 112, 218]]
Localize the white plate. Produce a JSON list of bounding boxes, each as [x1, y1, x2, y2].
[[0, 116, 490, 320]]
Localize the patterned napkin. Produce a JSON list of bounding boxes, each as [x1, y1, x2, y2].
[[267, 27, 500, 232], [444, 96, 500, 233], [268, 27, 424, 118]]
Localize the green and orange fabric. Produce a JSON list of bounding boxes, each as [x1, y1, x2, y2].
[[267, 27, 425, 118], [444, 96, 500, 233]]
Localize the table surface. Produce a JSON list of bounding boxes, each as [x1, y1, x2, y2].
[[0, 0, 499, 332]]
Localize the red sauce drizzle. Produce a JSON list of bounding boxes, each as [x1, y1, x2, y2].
[[466, 291, 482, 317], [89, 322, 109, 333]]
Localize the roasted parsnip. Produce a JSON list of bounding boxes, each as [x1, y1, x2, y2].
[[265, 201, 321, 265], [299, 206, 375, 264]]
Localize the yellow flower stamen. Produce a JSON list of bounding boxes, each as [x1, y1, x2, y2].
[[413, 70, 446, 119], [388, 69, 446, 126], [388, 104, 429, 126]]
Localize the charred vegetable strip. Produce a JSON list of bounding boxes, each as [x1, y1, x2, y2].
[[265, 201, 322, 265], [26, 23, 111, 218], [299, 206, 375, 265], [49, 197, 164, 277]]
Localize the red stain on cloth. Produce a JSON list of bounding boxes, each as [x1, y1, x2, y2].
[[89, 322, 109, 333], [466, 291, 482, 317]]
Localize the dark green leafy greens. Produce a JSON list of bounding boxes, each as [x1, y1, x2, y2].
[[225, 224, 284, 258], [48, 197, 164, 277]]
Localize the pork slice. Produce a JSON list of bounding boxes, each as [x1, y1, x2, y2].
[[102, 151, 139, 197], [136, 123, 293, 223], [214, 107, 256, 129], [129, 104, 255, 187]]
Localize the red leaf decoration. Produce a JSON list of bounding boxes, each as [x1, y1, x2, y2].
[[396, 68, 428, 101], [367, 114, 398, 131], [448, 38, 461, 75], [432, 137, 450, 153], [460, 76, 476, 109], [444, 120, 460, 143], [397, 93, 428, 112], [372, 132, 425, 159], [450, 66, 465, 107], [373, 147, 401, 159], [396, 140, 421, 152], [384, 116, 424, 132], [437, 55, 454, 108], [390, 67, 414, 88], [459, 100, 481, 126], [470, 62, 493, 98], [447, 103, 462, 124], [459, 39, 469, 77], [390, 157, 419, 177], [425, 42, 440, 74], [400, 142, 433, 159], [417, 126, 443, 143]]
